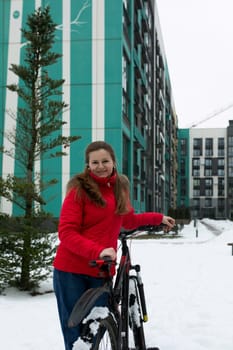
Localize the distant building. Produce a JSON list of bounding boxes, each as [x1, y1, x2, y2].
[[178, 121, 233, 219], [0, 0, 178, 217]]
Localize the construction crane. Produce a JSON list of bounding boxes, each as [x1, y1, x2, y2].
[[190, 102, 233, 128]]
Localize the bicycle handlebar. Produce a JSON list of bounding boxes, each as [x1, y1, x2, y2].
[[89, 225, 167, 269], [89, 256, 115, 268], [119, 224, 166, 237]]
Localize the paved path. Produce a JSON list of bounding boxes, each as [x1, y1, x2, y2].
[[200, 220, 223, 236]]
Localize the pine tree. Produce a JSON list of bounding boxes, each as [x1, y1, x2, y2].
[[0, 6, 80, 291]]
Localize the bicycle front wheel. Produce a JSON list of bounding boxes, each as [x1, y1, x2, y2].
[[128, 277, 147, 350]]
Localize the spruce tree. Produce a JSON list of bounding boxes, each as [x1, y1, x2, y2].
[[0, 6, 80, 291]]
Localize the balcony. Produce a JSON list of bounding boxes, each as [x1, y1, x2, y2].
[[141, 11, 149, 33], [135, 0, 144, 10], [134, 164, 140, 177], [141, 42, 149, 63]]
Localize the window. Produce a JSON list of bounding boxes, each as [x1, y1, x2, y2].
[[217, 158, 224, 176], [205, 189, 213, 196], [193, 138, 202, 156], [180, 138, 187, 156], [193, 190, 200, 197], [122, 54, 129, 93], [193, 149, 201, 156], [134, 185, 138, 200], [193, 158, 200, 167], [180, 158, 185, 176], [123, 135, 129, 175], [218, 158, 224, 166], [192, 158, 200, 176], [205, 178, 213, 187], [205, 149, 213, 156], [193, 209, 200, 218], [180, 199, 185, 206], [229, 167, 233, 177], [229, 146, 233, 156], [147, 11, 152, 30], [218, 178, 225, 196], [218, 169, 225, 176], [141, 189, 145, 201], [193, 189, 200, 196], [205, 158, 212, 167], [228, 136, 233, 146], [193, 198, 200, 208], [193, 169, 200, 176], [193, 138, 201, 147], [204, 179, 213, 196], [218, 138, 224, 156], [123, 0, 128, 10], [205, 169, 212, 176], [193, 178, 200, 187], [205, 138, 213, 156], [218, 199, 225, 214], [228, 179, 233, 197], [122, 53, 130, 119], [181, 178, 186, 194], [218, 177, 224, 186], [204, 158, 212, 176], [205, 198, 212, 207], [229, 158, 233, 177]]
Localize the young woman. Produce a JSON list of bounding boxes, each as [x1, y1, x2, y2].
[[53, 140, 175, 350]]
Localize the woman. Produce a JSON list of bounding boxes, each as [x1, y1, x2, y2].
[[53, 140, 175, 350]]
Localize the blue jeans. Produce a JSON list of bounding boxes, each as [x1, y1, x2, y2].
[[53, 269, 108, 350]]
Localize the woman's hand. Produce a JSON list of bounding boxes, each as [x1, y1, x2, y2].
[[99, 247, 116, 260], [162, 215, 175, 232]]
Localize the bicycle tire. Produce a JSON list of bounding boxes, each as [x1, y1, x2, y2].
[[128, 277, 147, 350], [91, 314, 118, 350], [74, 307, 118, 350]]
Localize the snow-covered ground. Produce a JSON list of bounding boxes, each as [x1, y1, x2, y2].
[[1, 219, 233, 350]]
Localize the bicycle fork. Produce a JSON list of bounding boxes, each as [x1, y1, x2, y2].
[[118, 262, 130, 349], [120, 264, 148, 350], [131, 264, 148, 322]]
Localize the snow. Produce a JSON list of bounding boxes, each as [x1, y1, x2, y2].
[[1, 219, 233, 350], [72, 306, 110, 350], [129, 278, 141, 327]]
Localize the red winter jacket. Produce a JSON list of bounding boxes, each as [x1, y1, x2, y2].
[[53, 173, 163, 277]]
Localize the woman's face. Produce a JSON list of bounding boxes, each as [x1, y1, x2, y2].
[[88, 149, 115, 177]]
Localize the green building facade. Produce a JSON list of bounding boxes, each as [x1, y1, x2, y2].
[[177, 129, 190, 208], [0, 0, 178, 217]]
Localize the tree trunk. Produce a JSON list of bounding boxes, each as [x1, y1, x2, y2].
[[19, 231, 31, 290]]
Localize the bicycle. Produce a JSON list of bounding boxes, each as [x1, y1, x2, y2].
[[68, 225, 163, 350]]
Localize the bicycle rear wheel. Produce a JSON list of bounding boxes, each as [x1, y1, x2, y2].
[[74, 307, 118, 350], [91, 315, 118, 350]]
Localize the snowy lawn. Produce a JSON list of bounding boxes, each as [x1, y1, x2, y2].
[[1, 219, 233, 350]]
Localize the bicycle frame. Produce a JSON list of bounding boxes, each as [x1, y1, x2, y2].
[[115, 233, 148, 349], [68, 233, 132, 341], [113, 233, 131, 348], [68, 226, 159, 349]]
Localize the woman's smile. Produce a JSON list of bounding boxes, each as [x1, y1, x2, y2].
[[88, 149, 114, 178]]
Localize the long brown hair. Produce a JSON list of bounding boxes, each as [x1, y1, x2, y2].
[[66, 141, 130, 214]]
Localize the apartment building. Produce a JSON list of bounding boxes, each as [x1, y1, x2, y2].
[[0, 0, 177, 217], [154, 9, 178, 213], [178, 121, 233, 219]]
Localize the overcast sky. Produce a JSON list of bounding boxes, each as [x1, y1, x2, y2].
[[156, 0, 233, 129]]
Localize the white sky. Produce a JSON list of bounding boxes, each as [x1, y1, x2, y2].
[[156, 0, 233, 128]]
